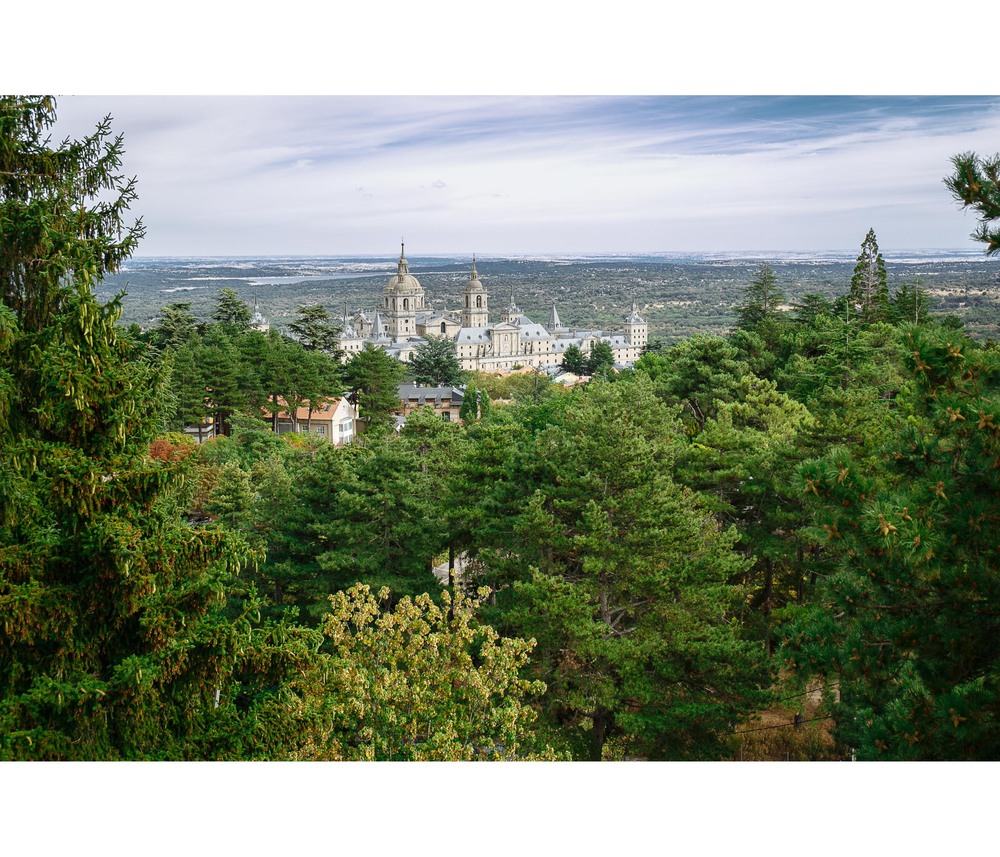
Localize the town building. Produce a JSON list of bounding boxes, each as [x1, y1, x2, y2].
[[339, 245, 648, 372], [396, 383, 464, 422], [271, 396, 359, 444]]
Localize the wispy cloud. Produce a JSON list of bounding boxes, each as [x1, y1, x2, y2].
[[49, 95, 1000, 255]]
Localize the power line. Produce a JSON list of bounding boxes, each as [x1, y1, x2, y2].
[[733, 714, 834, 736]]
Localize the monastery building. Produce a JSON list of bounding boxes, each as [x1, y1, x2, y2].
[[339, 245, 648, 371]]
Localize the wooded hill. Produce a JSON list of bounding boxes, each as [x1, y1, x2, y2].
[[2, 96, 998, 761]]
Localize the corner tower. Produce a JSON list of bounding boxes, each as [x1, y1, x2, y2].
[[624, 300, 648, 349], [461, 256, 489, 328], [383, 242, 426, 341]]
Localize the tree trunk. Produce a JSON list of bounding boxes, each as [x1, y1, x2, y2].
[[591, 707, 612, 761], [796, 543, 805, 604], [763, 556, 774, 654]]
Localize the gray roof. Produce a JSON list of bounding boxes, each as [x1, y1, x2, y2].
[[457, 327, 492, 343], [516, 322, 552, 339], [398, 384, 465, 405]]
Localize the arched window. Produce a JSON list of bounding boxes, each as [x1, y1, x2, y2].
[[403, 298, 409, 310], [441, 322, 447, 334], [466, 295, 470, 308], [476, 296, 482, 308]]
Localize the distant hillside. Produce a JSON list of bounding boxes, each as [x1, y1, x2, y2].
[[101, 251, 1000, 342]]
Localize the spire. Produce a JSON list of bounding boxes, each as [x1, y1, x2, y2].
[[471, 254, 478, 279], [397, 240, 409, 275], [373, 309, 385, 338], [625, 298, 645, 324], [549, 303, 564, 331]]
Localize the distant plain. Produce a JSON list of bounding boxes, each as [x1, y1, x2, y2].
[[103, 251, 1000, 343]]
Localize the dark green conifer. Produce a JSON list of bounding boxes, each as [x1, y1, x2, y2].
[[847, 228, 890, 324]]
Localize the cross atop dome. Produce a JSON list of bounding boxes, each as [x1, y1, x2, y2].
[[397, 240, 409, 275]]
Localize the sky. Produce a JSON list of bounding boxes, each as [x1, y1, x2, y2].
[[4, 5, 996, 838], [8, 4, 997, 259], [47, 94, 1000, 257]]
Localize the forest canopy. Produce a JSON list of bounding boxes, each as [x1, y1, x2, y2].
[[2, 96, 998, 763]]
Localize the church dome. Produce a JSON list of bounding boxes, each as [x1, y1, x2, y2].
[[385, 242, 423, 294], [463, 256, 486, 292]]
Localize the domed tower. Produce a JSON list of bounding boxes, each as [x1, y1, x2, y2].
[[624, 300, 648, 349], [461, 256, 489, 328], [382, 242, 426, 341]]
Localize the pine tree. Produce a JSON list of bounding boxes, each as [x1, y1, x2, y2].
[[289, 303, 343, 357], [560, 343, 588, 374], [151, 302, 199, 351], [472, 377, 772, 759], [211, 287, 252, 333], [784, 326, 1000, 759], [945, 151, 1000, 256]]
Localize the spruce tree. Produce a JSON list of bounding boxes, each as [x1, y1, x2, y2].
[[736, 262, 785, 330], [847, 228, 890, 324], [0, 96, 261, 759]]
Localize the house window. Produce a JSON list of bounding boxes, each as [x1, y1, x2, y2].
[[442, 412, 451, 422]]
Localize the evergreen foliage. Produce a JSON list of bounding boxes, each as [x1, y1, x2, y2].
[[736, 262, 785, 331], [945, 151, 1000, 256], [560, 343, 587, 374], [6, 100, 996, 762], [467, 377, 773, 759], [343, 343, 405, 434], [288, 303, 343, 356], [211, 287, 252, 333], [0, 96, 262, 759], [586, 339, 615, 377], [408, 335, 464, 387], [847, 228, 890, 324], [784, 326, 1000, 759]]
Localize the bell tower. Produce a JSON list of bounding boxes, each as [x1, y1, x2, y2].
[[461, 256, 489, 328]]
